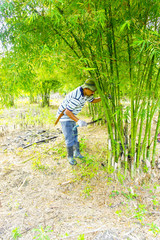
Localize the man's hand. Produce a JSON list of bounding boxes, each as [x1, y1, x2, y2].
[[91, 97, 101, 103], [77, 119, 87, 127]]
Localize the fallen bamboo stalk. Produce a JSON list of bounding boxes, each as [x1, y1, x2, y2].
[[23, 136, 59, 149]]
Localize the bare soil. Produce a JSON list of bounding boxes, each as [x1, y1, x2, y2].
[[0, 101, 160, 240]]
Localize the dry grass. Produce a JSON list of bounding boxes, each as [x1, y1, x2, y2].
[[0, 100, 160, 240]]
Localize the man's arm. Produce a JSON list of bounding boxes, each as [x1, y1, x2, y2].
[[65, 109, 87, 127], [65, 109, 79, 122], [91, 97, 101, 103]]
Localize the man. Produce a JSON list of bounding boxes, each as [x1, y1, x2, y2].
[[56, 79, 101, 165]]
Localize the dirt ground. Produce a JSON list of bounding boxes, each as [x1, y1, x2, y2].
[[0, 100, 160, 240]]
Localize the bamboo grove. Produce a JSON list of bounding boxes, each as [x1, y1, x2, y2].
[[0, 0, 160, 177]]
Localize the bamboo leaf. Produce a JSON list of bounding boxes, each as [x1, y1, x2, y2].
[[81, 67, 96, 71], [120, 20, 131, 32]]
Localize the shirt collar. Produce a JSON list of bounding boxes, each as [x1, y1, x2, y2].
[[80, 87, 84, 96]]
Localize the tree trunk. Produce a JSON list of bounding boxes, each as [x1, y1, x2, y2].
[[41, 91, 50, 107]]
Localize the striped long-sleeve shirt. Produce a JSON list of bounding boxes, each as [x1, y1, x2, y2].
[[57, 87, 94, 122]]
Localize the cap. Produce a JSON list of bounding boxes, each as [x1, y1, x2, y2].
[[81, 79, 97, 91]]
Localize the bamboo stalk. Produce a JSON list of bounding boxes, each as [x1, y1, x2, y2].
[[152, 109, 160, 167], [136, 108, 146, 168]]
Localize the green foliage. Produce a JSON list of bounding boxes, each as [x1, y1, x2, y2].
[[33, 226, 53, 240], [72, 154, 99, 181], [134, 204, 147, 221], [117, 173, 125, 185], [81, 184, 92, 198], [79, 137, 87, 152], [148, 222, 160, 236], [53, 146, 66, 158], [77, 234, 85, 240], [151, 196, 159, 208], [81, 155, 99, 177], [109, 188, 137, 200], [11, 227, 22, 240], [115, 209, 122, 217], [121, 189, 137, 200], [32, 158, 49, 172], [109, 190, 119, 198]]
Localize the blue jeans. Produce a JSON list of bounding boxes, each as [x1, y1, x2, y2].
[[60, 121, 78, 147]]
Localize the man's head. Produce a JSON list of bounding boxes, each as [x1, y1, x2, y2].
[[81, 79, 97, 96]]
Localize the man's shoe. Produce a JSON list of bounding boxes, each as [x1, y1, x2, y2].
[[68, 157, 77, 165], [74, 142, 84, 159], [67, 146, 77, 165]]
